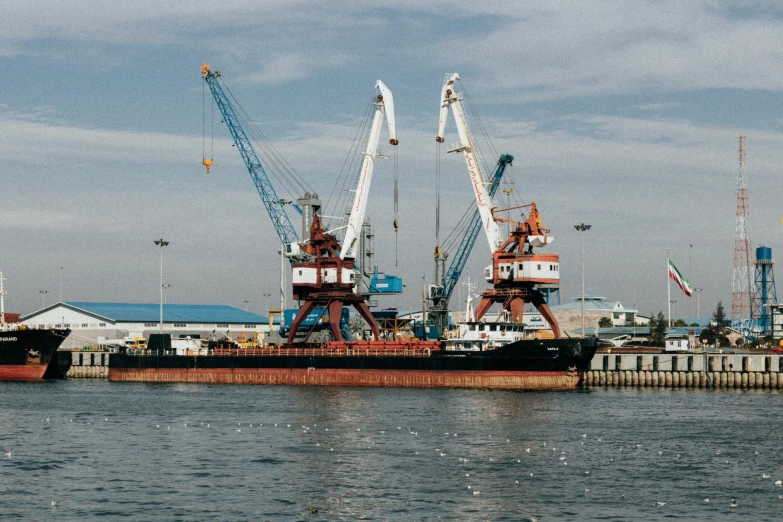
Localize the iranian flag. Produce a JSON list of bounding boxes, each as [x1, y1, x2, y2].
[[668, 260, 693, 296]]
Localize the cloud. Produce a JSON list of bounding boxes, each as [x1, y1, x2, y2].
[[242, 52, 351, 85]]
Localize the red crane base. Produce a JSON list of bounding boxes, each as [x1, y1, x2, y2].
[[473, 287, 561, 338]]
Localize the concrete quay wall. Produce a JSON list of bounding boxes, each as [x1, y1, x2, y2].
[[65, 351, 109, 379], [584, 352, 783, 389]]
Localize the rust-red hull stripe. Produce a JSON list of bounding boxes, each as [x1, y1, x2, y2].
[[0, 364, 48, 381], [109, 367, 581, 389]]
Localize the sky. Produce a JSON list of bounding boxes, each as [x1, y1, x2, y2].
[[1, 1, 782, 321]]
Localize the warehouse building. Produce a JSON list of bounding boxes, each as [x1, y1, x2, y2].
[[21, 302, 269, 349]]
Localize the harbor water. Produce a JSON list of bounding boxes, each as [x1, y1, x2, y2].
[[0, 381, 782, 520]]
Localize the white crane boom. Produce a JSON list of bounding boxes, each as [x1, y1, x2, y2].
[[341, 80, 398, 260], [436, 73, 504, 253]]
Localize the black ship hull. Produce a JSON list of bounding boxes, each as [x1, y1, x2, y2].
[[109, 337, 599, 390], [0, 328, 71, 380]]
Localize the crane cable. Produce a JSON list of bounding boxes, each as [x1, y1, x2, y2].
[[393, 143, 399, 266], [202, 81, 215, 173], [322, 98, 374, 232]]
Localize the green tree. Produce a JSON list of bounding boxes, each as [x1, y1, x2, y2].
[[700, 301, 729, 348], [598, 317, 612, 328], [649, 311, 667, 346]]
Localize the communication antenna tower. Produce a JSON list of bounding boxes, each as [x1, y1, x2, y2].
[[731, 136, 754, 332]]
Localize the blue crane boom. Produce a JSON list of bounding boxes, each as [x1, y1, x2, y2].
[[440, 154, 514, 303], [201, 63, 300, 248]]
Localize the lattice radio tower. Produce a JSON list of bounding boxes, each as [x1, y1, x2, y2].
[[731, 136, 755, 330]]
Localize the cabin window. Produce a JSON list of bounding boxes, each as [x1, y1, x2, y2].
[[537, 264, 541, 270], [298, 270, 303, 276], [244, 325, 257, 328]]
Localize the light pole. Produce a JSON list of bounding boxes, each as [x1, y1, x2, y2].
[[162, 284, 171, 304], [244, 299, 251, 312], [154, 239, 169, 332], [694, 288, 703, 318], [574, 223, 591, 337], [60, 266, 63, 303], [39, 289, 48, 308], [262, 293, 271, 312]]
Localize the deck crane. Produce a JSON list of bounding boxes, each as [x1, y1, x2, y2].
[[286, 80, 398, 343], [428, 154, 514, 334], [437, 73, 562, 337], [201, 63, 307, 255]]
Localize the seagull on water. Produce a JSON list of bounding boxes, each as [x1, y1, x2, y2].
[[763, 474, 771, 479], [775, 480, 782, 486], [730, 499, 738, 508], [704, 498, 709, 503]]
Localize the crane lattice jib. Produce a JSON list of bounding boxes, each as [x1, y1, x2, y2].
[[440, 154, 514, 303], [203, 67, 300, 247]]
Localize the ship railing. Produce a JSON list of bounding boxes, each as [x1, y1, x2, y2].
[[210, 347, 432, 358]]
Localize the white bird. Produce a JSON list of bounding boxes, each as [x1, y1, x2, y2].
[[585, 471, 590, 475], [658, 451, 663, 456], [473, 491, 480, 495], [609, 458, 614, 462], [584, 488, 591, 493], [440, 452, 446, 457], [236, 429, 241, 432], [582, 434, 587, 439], [525, 448, 531, 453], [4, 451, 11, 458], [559, 456, 567, 461], [529, 472, 534, 476], [763, 474, 771, 479], [775, 480, 782, 486], [597, 438, 602, 442], [656, 502, 666, 507], [730, 499, 737, 508], [50, 501, 57, 508], [704, 498, 709, 503], [467, 485, 471, 489]]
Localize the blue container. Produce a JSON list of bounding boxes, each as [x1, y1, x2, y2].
[[757, 246, 772, 262]]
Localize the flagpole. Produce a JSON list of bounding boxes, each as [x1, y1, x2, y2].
[[667, 248, 672, 328]]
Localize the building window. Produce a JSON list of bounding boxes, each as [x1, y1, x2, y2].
[[55, 324, 62, 327], [217, 323, 229, 328], [63, 324, 70, 327], [144, 323, 158, 327], [244, 324, 257, 328], [99, 323, 106, 327], [174, 323, 187, 327], [81, 323, 88, 328]]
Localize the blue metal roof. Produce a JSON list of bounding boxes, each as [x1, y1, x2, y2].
[[63, 302, 267, 324]]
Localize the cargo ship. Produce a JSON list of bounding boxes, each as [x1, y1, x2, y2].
[[108, 328, 598, 389], [0, 273, 71, 380], [0, 327, 72, 380]]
